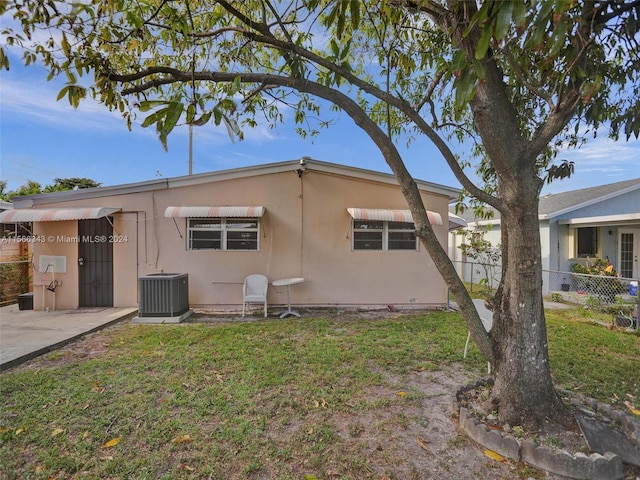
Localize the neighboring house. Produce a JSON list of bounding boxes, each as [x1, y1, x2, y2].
[[0, 159, 461, 312], [450, 177, 640, 287], [1, 201, 34, 238], [0, 201, 33, 305]]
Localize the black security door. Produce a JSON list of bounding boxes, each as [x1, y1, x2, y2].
[[78, 217, 114, 307]]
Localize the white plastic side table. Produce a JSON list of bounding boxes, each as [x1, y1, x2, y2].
[[272, 277, 304, 318]]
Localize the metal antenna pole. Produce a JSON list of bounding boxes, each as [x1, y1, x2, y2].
[[188, 124, 193, 175]]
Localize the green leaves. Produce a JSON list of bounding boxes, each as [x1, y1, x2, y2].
[[138, 96, 244, 150], [0, 46, 9, 71], [2, 0, 638, 187], [56, 84, 87, 108], [139, 100, 185, 151], [323, 0, 360, 39], [545, 160, 575, 184]]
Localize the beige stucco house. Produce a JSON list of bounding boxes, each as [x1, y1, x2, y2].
[[0, 159, 460, 313]]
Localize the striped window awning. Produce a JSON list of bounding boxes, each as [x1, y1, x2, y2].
[[164, 206, 265, 218], [347, 208, 443, 226], [0, 207, 121, 223]]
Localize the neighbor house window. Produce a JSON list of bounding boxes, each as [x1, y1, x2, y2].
[[188, 217, 259, 251], [576, 227, 598, 258], [353, 220, 417, 251], [0, 221, 31, 237]]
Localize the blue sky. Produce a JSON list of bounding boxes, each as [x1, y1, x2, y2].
[[1, 59, 639, 197]]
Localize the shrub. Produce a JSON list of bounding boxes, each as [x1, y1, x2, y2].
[[571, 258, 624, 303]]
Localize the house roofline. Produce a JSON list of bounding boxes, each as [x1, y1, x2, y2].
[[541, 181, 640, 219], [11, 158, 460, 208]]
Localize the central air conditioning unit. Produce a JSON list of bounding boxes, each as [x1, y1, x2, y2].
[[138, 273, 189, 317]]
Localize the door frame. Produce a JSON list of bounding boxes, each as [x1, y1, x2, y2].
[[78, 217, 114, 307], [618, 227, 640, 279]]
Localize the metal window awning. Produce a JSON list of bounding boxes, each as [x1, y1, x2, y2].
[[347, 208, 443, 226], [164, 206, 265, 218], [448, 212, 467, 231], [0, 207, 121, 223]]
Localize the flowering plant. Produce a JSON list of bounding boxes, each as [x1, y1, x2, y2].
[[571, 258, 624, 302], [571, 258, 618, 277]]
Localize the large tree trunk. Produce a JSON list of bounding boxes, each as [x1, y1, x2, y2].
[[433, 0, 573, 430], [490, 177, 569, 429]]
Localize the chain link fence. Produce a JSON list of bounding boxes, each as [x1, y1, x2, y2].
[[452, 260, 639, 331]]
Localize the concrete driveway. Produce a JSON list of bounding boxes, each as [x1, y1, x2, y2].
[[0, 304, 137, 371]]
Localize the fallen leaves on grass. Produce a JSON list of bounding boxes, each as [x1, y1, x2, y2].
[[51, 428, 65, 437], [170, 434, 193, 444], [103, 437, 121, 448], [312, 398, 328, 409], [92, 380, 105, 394], [1, 426, 26, 435], [624, 400, 640, 415]]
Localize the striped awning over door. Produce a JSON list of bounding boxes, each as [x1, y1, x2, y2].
[[0, 207, 121, 222]]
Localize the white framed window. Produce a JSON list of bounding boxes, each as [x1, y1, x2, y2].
[[188, 217, 259, 251], [574, 227, 600, 258], [353, 220, 417, 251]]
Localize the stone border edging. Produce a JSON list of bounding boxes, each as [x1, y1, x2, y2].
[[455, 378, 628, 480], [558, 386, 640, 445]]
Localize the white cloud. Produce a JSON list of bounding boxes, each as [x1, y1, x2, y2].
[[1, 75, 134, 133], [559, 134, 640, 173], [0, 71, 290, 149]]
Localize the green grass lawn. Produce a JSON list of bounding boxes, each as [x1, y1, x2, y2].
[[1, 309, 638, 479]]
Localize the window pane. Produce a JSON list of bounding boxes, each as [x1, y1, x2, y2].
[[388, 231, 417, 250], [354, 231, 383, 250], [620, 233, 634, 278], [577, 227, 597, 257], [388, 221, 414, 230], [189, 218, 221, 229], [227, 231, 258, 250], [190, 230, 221, 250], [226, 218, 258, 229], [354, 220, 384, 230]]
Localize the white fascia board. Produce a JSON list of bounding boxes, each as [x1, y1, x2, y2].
[[558, 213, 640, 225]]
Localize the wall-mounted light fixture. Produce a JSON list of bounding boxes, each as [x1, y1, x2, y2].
[[296, 156, 309, 178]]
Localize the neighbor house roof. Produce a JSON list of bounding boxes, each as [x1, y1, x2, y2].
[[538, 177, 640, 218], [451, 177, 640, 226], [11, 158, 461, 208]]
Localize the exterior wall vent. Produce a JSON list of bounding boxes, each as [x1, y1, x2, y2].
[[138, 273, 189, 317]]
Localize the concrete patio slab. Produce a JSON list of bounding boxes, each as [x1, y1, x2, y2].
[[0, 304, 137, 371]]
